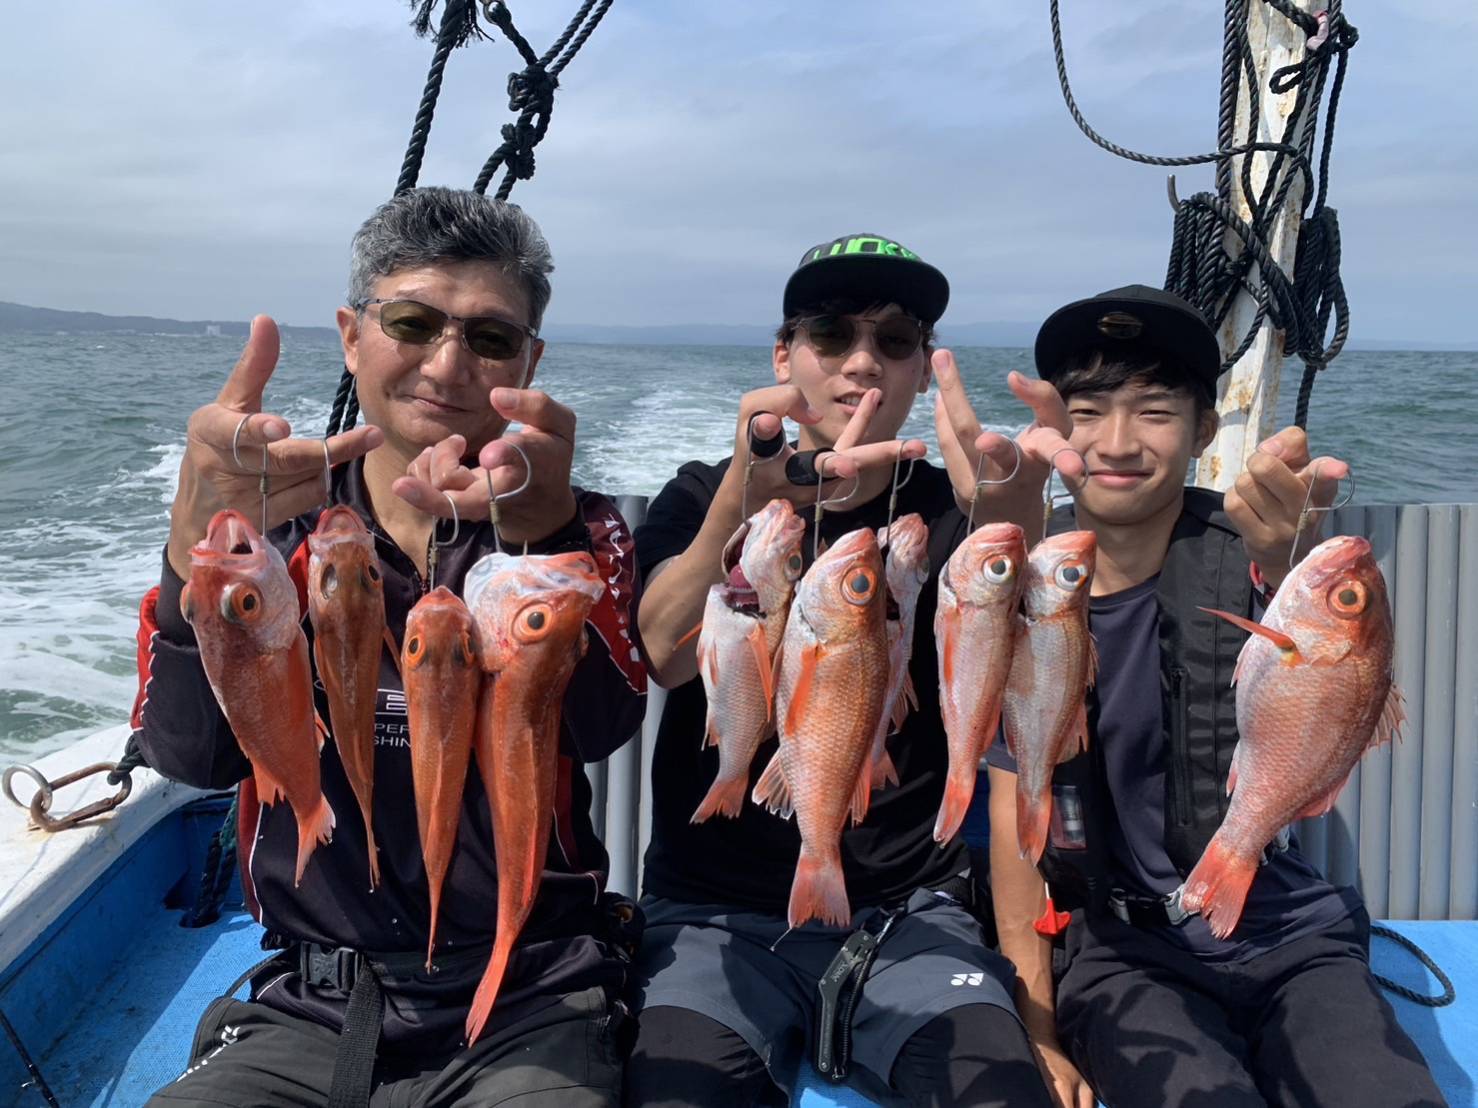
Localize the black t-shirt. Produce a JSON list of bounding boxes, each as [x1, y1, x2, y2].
[[988, 574, 1359, 961], [635, 457, 971, 912]]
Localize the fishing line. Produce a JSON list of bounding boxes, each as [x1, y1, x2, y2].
[[1288, 459, 1356, 570], [966, 438, 1022, 532]]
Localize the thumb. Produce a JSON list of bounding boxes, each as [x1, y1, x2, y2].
[[216, 315, 281, 411]]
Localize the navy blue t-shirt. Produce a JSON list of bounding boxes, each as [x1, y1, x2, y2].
[[989, 574, 1359, 961]]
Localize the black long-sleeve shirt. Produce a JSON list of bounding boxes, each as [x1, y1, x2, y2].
[[131, 458, 646, 963]]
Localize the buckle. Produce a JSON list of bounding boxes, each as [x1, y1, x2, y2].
[[1106, 890, 1132, 924], [1107, 888, 1191, 928], [300, 942, 361, 993], [1162, 886, 1190, 926]]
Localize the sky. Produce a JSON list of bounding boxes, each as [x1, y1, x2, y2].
[[2, 2, 1475, 344]]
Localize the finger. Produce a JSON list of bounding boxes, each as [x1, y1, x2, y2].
[[975, 430, 1021, 477], [1245, 448, 1312, 520], [1303, 455, 1349, 509], [933, 350, 982, 441], [478, 431, 557, 476], [192, 408, 291, 453], [832, 388, 881, 451], [1019, 425, 1085, 479], [215, 316, 282, 411], [430, 435, 469, 486], [392, 476, 488, 522], [407, 447, 434, 484], [490, 388, 576, 442], [1007, 370, 1072, 436], [934, 391, 977, 488], [749, 411, 784, 443], [252, 426, 382, 476], [1231, 468, 1279, 531], [262, 471, 338, 525], [832, 438, 928, 472], [742, 384, 820, 427], [1256, 426, 1311, 471]]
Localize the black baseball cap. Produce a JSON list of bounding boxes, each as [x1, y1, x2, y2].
[[783, 233, 950, 325], [1034, 284, 1222, 392]]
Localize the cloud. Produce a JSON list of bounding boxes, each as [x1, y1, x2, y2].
[[1, 0, 1473, 343]]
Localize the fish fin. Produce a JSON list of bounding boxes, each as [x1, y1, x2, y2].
[[292, 795, 336, 887], [691, 772, 749, 823], [782, 644, 822, 738], [698, 636, 719, 687], [1181, 840, 1256, 940], [1295, 773, 1352, 820], [933, 768, 977, 845], [1015, 785, 1052, 865], [1374, 682, 1407, 749], [465, 940, 513, 1046], [893, 670, 918, 730], [313, 712, 330, 753], [426, 884, 443, 972], [940, 613, 957, 689], [1226, 745, 1240, 796], [788, 847, 851, 929], [383, 626, 403, 680], [1085, 631, 1099, 691], [849, 761, 871, 826], [364, 817, 380, 890], [750, 751, 793, 819], [747, 621, 775, 709], [253, 764, 288, 807], [675, 621, 704, 650], [1072, 700, 1090, 754], [1199, 606, 1299, 656], [870, 744, 900, 792], [701, 711, 720, 750]]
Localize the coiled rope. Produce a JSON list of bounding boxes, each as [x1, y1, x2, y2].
[[1048, 0, 1356, 428]]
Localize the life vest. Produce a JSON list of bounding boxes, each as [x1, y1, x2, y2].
[[1036, 488, 1254, 915]]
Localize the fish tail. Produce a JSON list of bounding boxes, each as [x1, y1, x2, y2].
[[1182, 840, 1256, 940], [465, 940, 513, 1045], [1015, 787, 1052, 865], [691, 771, 748, 823], [359, 801, 380, 890], [292, 795, 336, 887], [933, 765, 977, 845], [788, 847, 851, 929], [425, 885, 443, 972]]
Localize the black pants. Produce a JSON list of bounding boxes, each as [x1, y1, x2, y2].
[[623, 1003, 1051, 1108], [1055, 908, 1447, 1108], [147, 985, 626, 1108]]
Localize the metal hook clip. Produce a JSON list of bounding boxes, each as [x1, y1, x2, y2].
[[966, 439, 1024, 531], [321, 439, 333, 503], [485, 439, 533, 555], [1288, 461, 1356, 571], [881, 445, 919, 553], [1167, 174, 1182, 213], [741, 413, 786, 522], [232, 414, 270, 535], [812, 462, 860, 557], [426, 492, 460, 591], [1042, 447, 1087, 533]]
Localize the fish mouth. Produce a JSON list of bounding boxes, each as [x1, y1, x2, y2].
[[316, 505, 367, 535], [721, 520, 755, 586], [200, 509, 262, 557]]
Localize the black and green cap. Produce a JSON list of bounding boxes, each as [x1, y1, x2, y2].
[[783, 233, 950, 325], [1034, 284, 1222, 392]]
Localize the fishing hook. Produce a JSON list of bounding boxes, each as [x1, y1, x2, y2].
[[741, 413, 785, 522], [426, 492, 460, 591], [966, 438, 1024, 531], [321, 439, 333, 503], [232, 413, 270, 536], [812, 463, 860, 558], [881, 444, 919, 554], [1288, 460, 1356, 571], [1042, 447, 1087, 534], [485, 439, 533, 556]]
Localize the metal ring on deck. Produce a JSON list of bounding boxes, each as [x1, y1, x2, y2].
[[26, 763, 132, 833], [3, 765, 52, 813]]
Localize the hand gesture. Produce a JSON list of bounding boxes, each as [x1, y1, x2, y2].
[[1225, 426, 1348, 590], [392, 387, 580, 546], [167, 316, 383, 578], [934, 351, 1084, 535]]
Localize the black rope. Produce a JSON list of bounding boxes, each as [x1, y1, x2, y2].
[[1370, 923, 1457, 1008], [182, 792, 241, 929], [107, 729, 147, 786], [0, 1005, 61, 1108], [1049, 0, 1357, 429]]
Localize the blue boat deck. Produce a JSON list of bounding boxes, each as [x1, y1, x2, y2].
[[5, 799, 1475, 1107]]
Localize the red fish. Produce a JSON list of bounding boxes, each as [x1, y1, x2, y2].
[[463, 551, 605, 1045], [1181, 535, 1404, 938], [1002, 531, 1097, 864], [403, 586, 480, 968], [181, 509, 334, 885], [933, 522, 1028, 844], [307, 506, 390, 888], [692, 499, 805, 822], [752, 529, 889, 928], [869, 513, 929, 793]]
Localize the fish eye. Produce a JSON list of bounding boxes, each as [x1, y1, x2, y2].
[[785, 552, 804, 579], [1055, 560, 1088, 591], [457, 632, 475, 667], [320, 564, 339, 597], [516, 602, 555, 641], [405, 634, 424, 662], [915, 556, 931, 584], [222, 583, 264, 624], [1329, 580, 1367, 618], [843, 567, 877, 606], [366, 563, 381, 583], [983, 556, 1015, 585]]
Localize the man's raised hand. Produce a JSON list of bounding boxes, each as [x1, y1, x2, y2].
[[167, 316, 382, 579]]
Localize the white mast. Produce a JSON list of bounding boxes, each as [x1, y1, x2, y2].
[[1196, 0, 1321, 491]]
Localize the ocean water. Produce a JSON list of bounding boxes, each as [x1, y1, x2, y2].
[[0, 333, 1473, 761]]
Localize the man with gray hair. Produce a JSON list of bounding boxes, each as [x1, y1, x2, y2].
[[134, 187, 646, 1106]]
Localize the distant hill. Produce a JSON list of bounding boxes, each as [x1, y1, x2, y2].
[[1, 301, 1471, 351]]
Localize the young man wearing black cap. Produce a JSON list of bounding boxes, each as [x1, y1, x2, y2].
[[938, 284, 1446, 1107], [624, 235, 1053, 1107]]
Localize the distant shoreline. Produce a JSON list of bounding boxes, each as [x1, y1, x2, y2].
[[2, 300, 1473, 353]]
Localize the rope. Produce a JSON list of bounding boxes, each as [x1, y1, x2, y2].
[[1370, 923, 1457, 1008], [1048, 0, 1357, 429], [325, 0, 613, 434], [107, 730, 147, 786], [0, 1005, 60, 1108], [182, 792, 241, 929]]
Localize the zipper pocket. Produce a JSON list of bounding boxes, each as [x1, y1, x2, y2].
[[1169, 666, 1193, 827]]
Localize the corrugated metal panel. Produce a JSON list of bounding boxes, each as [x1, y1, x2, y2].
[[589, 496, 1476, 918]]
